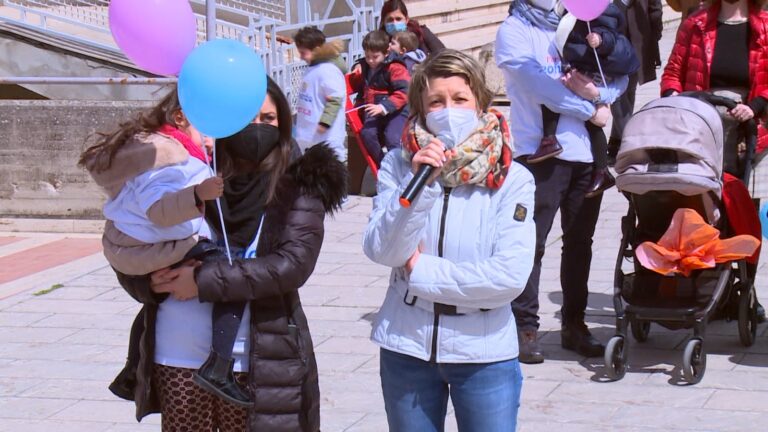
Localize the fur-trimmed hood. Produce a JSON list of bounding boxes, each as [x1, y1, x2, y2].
[[310, 40, 348, 73], [289, 143, 347, 214]]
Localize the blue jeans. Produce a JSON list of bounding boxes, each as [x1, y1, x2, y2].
[[380, 349, 523, 432]]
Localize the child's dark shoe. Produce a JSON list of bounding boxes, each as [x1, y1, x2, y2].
[[194, 351, 253, 408], [585, 168, 615, 198], [185, 238, 227, 263], [528, 136, 563, 164]]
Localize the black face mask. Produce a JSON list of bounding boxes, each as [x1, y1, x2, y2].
[[220, 123, 281, 164]]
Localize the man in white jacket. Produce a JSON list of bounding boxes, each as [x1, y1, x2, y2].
[[495, 0, 627, 364]]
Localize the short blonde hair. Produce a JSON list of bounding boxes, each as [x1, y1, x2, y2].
[[408, 49, 493, 125]]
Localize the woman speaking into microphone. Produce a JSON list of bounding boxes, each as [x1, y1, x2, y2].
[[363, 49, 536, 432]]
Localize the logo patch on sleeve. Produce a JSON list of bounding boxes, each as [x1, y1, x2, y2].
[[514, 204, 528, 222]]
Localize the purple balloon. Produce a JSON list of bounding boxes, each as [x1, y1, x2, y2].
[[109, 0, 198, 76], [561, 0, 610, 21]]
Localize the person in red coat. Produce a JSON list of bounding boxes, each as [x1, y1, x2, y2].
[[661, 0, 768, 152], [661, 0, 767, 321]]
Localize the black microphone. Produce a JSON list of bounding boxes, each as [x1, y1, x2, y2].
[[399, 164, 432, 207], [399, 134, 454, 208]]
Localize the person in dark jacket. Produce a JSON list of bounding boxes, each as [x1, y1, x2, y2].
[[607, 0, 664, 165], [109, 77, 347, 432], [531, 3, 639, 198], [379, 0, 445, 56]]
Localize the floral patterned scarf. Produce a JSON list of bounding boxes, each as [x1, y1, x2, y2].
[[402, 110, 514, 189]]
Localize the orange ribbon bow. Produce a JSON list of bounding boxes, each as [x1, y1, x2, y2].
[[635, 208, 760, 277]]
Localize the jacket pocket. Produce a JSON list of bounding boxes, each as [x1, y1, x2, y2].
[[288, 321, 308, 367]]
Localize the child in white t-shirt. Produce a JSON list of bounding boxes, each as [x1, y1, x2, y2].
[[294, 26, 348, 163]]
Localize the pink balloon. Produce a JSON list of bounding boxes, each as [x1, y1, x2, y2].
[[109, 0, 198, 76], [561, 0, 610, 21]]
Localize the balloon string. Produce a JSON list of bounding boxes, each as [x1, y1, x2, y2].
[[587, 21, 608, 93], [345, 104, 369, 114], [203, 139, 233, 266]]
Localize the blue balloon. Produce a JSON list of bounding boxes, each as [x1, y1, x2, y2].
[[178, 39, 267, 139], [760, 203, 768, 239]]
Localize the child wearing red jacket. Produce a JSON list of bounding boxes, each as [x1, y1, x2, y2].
[[349, 30, 411, 166]]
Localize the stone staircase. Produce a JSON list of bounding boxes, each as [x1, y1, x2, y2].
[[0, 0, 334, 101], [0, 0, 683, 102]]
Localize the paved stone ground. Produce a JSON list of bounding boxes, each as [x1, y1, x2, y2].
[[4, 19, 768, 432]]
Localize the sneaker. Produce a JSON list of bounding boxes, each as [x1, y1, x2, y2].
[[585, 168, 616, 198], [518, 329, 544, 364], [527, 136, 563, 164], [561, 322, 604, 358]]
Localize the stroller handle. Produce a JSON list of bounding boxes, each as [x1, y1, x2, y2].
[[679, 91, 738, 110], [679, 91, 757, 183]]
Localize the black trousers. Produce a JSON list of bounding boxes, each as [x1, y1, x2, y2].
[[181, 239, 246, 360], [512, 158, 603, 330], [212, 302, 247, 359], [608, 72, 639, 152]]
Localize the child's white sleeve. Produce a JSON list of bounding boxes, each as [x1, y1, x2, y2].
[[318, 72, 346, 126], [136, 166, 203, 228]]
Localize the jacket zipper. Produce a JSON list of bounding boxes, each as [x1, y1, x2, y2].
[[430, 187, 451, 363]]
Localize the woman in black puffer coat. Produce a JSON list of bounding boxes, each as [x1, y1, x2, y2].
[[110, 77, 346, 432]]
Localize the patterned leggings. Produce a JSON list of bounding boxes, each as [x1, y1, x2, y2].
[[153, 364, 248, 432]]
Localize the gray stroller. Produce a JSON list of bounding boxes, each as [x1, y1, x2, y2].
[[605, 93, 759, 384]]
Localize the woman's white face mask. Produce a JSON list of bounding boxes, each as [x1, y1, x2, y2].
[[425, 108, 479, 148], [529, 0, 557, 11]]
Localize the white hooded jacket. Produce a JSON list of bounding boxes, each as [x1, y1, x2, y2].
[[364, 150, 536, 363]]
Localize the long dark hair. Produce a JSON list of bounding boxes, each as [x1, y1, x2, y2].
[[378, 0, 424, 45], [78, 88, 180, 173], [216, 77, 293, 204]]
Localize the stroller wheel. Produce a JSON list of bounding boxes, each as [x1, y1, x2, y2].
[[604, 336, 627, 381], [738, 284, 758, 347], [682, 338, 706, 385], [630, 319, 650, 343]]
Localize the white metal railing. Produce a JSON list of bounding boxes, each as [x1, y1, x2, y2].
[[214, 0, 288, 22], [1, 0, 282, 48], [0, 0, 384, 109]]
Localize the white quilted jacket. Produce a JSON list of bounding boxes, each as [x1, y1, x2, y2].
[[364, 150, 536, 363]]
